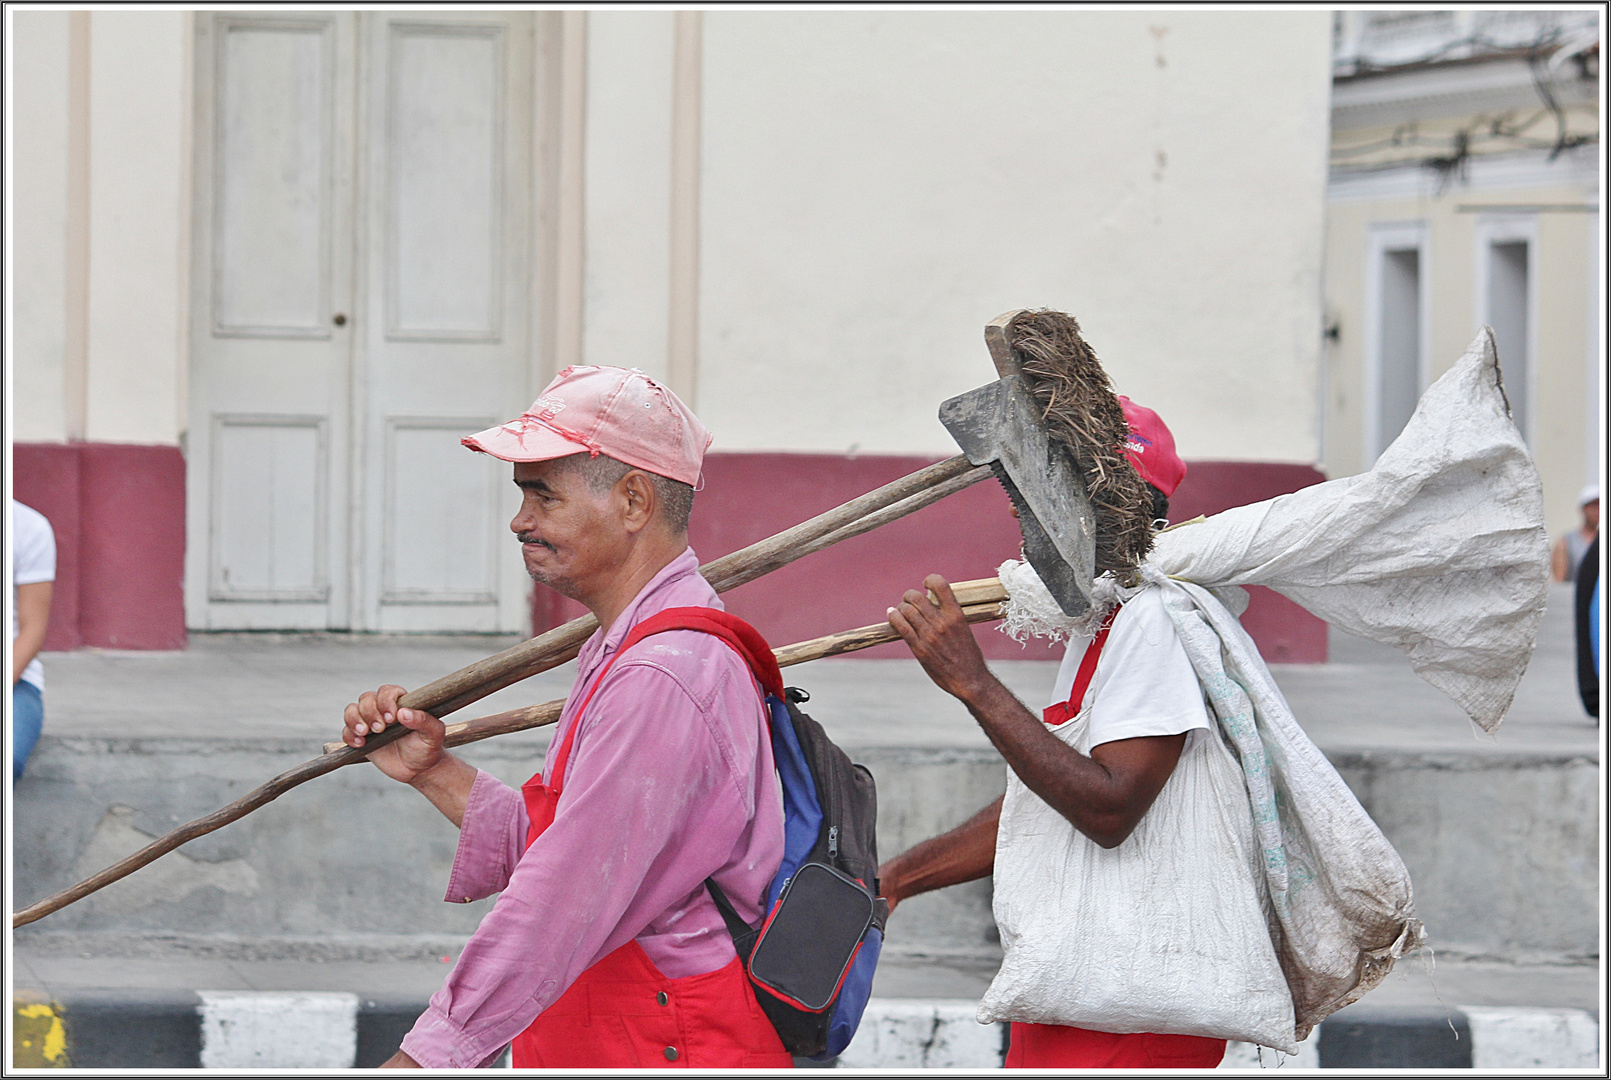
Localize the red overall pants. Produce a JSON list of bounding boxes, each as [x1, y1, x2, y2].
[[508, 612, 794, 1069], [1010, 608, 1227, 1070]]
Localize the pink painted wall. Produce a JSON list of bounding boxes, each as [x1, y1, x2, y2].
[[12, 443, 187, 651], [535, 453, 1330, 663], [10, 443, 1323, 662]]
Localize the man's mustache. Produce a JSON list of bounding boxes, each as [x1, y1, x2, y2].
[[517, 533, 557, 553]]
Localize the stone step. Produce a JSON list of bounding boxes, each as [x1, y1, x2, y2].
[[12, 730, 1596, 964]]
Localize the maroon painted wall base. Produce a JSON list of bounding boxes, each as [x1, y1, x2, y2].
[[10, 443, 1325, 663], [12, 442, 187, 651], [535, 453, 1330, 664]]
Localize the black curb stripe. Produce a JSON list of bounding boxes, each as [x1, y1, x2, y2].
[[1317, 1005, 1473, 1069], [53, 989, 204, 1069], [355, 994, 431, 1068]]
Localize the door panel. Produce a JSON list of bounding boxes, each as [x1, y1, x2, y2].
[[188, 14, 355, 630], [210, 414, 328, 602], [385, 24, 506, 340], [213, 21, 334, 336], [358, 12, 534, 632], [382, 418, 502, 604]]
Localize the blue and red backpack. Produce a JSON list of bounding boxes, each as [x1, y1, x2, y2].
[[613, 607, 886, 1061]]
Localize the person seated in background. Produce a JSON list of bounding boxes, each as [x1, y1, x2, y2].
[[1551, 485, 1599, 583], [12, 500, 56, 782]]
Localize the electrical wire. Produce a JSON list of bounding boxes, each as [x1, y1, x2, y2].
[[1330, 29, 1599, 181]]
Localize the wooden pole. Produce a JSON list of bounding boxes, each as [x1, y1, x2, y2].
[[402, 454, 989, 721], [399, 579, 1010, 751], [9, 466, 1001, 929]]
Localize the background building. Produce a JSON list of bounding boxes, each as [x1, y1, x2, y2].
[[1324, 9, 1601, 541], [16, 10, 1585, 665]]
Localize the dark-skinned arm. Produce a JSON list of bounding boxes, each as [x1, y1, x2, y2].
[[886, 575, 1186, 852], [878, 796, 1001, 914]]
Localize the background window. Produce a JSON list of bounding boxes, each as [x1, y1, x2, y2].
[[1376, 245, 1422, 455], [1485, 239, 1531, 443]]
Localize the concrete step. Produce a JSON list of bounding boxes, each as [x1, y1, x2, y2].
[[12, 724, 1595, 965]]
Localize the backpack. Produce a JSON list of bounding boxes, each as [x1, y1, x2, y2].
[[617, 607, 887, 1061]]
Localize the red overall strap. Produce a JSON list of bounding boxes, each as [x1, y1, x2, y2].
[[1042, 605, 1121, 728], [545, 606, 780, 799]]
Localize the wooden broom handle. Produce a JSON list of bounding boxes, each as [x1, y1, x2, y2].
[[368, 579, 1009, 751], [400, 454, 989, 720], [12, 463, 996, 929]]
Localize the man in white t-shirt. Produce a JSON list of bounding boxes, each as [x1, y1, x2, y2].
[[12, 500, 56, 781], [878, 399, 1228, 1070]]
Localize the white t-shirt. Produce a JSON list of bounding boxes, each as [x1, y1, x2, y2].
[[12, 500, 56, 691], [1047, 586, 1209, 750]]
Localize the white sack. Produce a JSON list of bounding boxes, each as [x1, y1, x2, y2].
[[983, 328, 1545, 1046], [1149, 328, 1549, 732], [982, 691, 1300, 1051]]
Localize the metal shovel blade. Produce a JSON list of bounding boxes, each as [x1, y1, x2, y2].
[[940, 378, 1097, 616]]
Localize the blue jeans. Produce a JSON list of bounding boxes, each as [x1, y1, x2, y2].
[[13, 680, 43, 781]]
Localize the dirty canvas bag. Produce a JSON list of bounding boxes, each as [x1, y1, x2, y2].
[[1148, 574, 1423, 1040], [983, 667, 1300, 1050]]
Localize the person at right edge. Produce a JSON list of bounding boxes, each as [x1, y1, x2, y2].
[[878, 396, 1231, 1069], [1574, 533, 1598, 720]]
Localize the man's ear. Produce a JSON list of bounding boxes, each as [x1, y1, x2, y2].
[[618, 470, 657, 534]]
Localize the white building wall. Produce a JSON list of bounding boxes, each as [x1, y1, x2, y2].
[[9, 12, 71, 442], [582, 12, 675, 385], [14, 11, 1334, 462], [691, 10, 1333, 459], [83, 11, 190, 446], [8, 9, 190, 447]]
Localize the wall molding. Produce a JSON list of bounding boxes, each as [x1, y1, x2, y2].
[[667, 11, 702, 406], [1329, 145, 1599, 204]]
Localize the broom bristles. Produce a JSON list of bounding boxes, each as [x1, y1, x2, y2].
[[1006, 309, 1156, 580]]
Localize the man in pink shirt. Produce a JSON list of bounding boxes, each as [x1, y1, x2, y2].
[[340, 366, 791, 1069]]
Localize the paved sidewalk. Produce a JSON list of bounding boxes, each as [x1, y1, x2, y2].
[[32, 584, 1596, 754], [11, 944, 1601, 1012]]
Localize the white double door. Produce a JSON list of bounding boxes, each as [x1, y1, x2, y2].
[[187, 11, 536, 632]]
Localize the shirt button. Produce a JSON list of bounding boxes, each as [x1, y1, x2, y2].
[[657, 991, 669, 1007], [664, 1046, 678, 1061]]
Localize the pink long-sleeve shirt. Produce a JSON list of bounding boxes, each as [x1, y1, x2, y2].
[[399, 548, 784, 1068]]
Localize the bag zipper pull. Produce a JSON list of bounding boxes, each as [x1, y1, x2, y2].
[[828, 825, 839, 857]]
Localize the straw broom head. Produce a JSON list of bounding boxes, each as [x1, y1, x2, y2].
[[1005, 308, 1157, 581]]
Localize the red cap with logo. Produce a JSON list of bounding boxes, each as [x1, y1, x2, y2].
[[462, 366, 712, 486], [1118, 395, 1186, 497]]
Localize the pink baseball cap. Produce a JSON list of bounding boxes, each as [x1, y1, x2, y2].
[[463, 366, 712, 486], [1118, 395, 1187, 497]]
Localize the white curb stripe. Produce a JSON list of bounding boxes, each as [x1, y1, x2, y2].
[[1221, 1030, 1320, 1069], [198, 990, 360, 1069], [1463, 1006, 1601, 1070], [837, 1000, 1004, 1068]]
